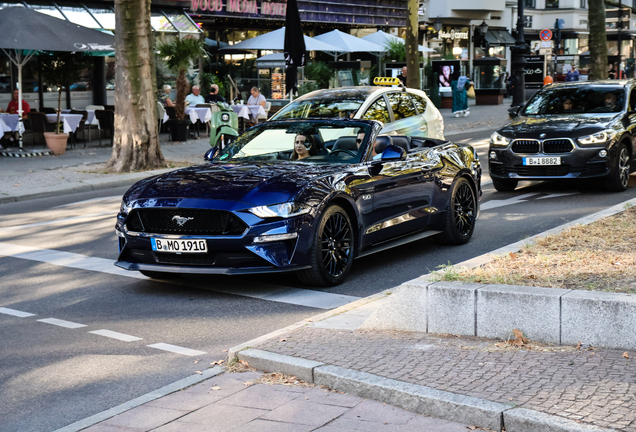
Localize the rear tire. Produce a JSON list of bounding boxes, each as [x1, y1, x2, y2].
[[605, 143, 630, 192], [139, 270, 181, 280], [297, 204, 354, 287], [492, 178, 518, 192], [435, 177, 476, 245]]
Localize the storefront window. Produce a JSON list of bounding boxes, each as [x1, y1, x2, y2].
[[524, 0, 535, 8], [474, 64, 505, 90]]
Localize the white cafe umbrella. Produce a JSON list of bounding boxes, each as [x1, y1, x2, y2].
[[361, 30, 435, 53], [312, 29, 385, 60], [222, 27, 343, 53]]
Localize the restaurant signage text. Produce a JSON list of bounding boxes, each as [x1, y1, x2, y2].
[[190, 0, 287, 16], [438, 29, 469, 40]]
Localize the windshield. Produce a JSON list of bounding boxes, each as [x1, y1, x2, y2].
[[523, 85, 625, 115], [272, 97, 365, 119], [214, 121, 374, 164]]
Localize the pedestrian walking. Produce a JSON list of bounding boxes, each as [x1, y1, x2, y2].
[[451, 76, 471, 117], [565, 65, 580, 82]]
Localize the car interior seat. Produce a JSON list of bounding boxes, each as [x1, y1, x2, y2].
[[373, 136, 393, 155], [332, 136, 358, 152], [390, 136, 411, 152]]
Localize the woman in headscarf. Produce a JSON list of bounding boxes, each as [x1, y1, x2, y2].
[[452, 75, 471, 117]]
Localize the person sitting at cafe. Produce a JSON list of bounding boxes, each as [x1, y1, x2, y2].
[[291, 134, 317, 160], [396, 66, 407, 86], [247, 87, 266, 108], [185, 85, 205, 106], [159, 85, 175, 107], [0, 89, 30, 118], [205, 84, 225, 104]]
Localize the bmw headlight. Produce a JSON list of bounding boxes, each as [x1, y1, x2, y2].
[[248, 202, 311, 218], [120, 199, 132, 215], [221, 113, 230, 122], [490, 132, 511, 147], [577, 130, 617, 146]]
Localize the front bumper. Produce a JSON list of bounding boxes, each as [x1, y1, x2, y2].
[[488, 146, 610, 180], [115, 209, 315, 275]]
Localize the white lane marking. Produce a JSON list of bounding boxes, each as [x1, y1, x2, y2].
[[0, 243, 146, 279], [147, 343, 206, 357], [52, 196, 121, 209], [536, 192, 580, 200], [0, 307, 36, 317], [480, 193, 539, 211], [37, 318, 87, 329], [0, 242, 360, 310], [0, 212, 115, 233], [89, 329, 142, 342]]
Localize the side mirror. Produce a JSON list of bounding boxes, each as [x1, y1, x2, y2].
[[508, 106, 521, 118], [380, 144, 407, 161], [204, 147, 218, 161]]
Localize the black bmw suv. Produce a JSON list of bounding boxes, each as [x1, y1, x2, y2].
[[489, 80, 636, 192]]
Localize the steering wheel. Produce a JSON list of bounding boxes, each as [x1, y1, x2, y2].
[[329, 149, 357, 157]]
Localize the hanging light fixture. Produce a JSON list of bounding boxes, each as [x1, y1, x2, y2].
[[479, 20, 489, 35], [433, 17, 443, 32]]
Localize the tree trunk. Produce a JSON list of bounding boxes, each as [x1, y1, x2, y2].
[[405, 0, 420, 89], [175, 69, 189, 121], [588, 0, 608, 81], [106, 0, 165, 172]]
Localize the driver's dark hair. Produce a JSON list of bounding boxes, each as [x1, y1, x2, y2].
[[291, 134, 318, 160]]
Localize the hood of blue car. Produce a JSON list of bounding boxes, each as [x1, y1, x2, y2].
[[128, 162, 341, 206]]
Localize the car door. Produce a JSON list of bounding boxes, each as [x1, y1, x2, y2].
[[409, 92, 444, 139], [626, 87, 636, 168], [383, 92, 425, 137], [361, 96, 391, 125]]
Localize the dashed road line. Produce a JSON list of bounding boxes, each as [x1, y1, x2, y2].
[[37, 318, 87, 329], [0, 307, 36, 317], [147, 343, 207, 357], [89, 329, 143, 342], [0, 212, 115, 233]]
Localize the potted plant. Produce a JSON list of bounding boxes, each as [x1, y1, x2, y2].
[[157, 37, 207, 141], [38, 52, 91, 155]]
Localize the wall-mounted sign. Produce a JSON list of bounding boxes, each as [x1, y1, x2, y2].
[[438, 29, 469, 40], [190, 0, 287, 16]]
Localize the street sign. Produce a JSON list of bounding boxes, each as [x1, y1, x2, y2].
[[540, 29, 553, 41]]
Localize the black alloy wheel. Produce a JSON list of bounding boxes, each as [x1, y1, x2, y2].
[[492, 178, 518, 192], [297, 204, 354, 286], [435, 177, 476, 245], [606, 143, 631, 192]]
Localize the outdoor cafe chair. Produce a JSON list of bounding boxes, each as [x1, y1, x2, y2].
[[195, 104, 213, 137], [157, 101, 167, 133], [28, 112, 59, 149], [70, 109, 91, 147], [94, 109, 114, 146], [40, 107, 56, 115]]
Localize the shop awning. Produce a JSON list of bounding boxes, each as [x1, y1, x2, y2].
[[485, 29, 516, 46]]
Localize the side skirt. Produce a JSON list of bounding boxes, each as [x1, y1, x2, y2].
[[356, 230, 442, 259]]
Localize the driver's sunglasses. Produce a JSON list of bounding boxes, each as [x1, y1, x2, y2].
[[356, 138, 363, 144]]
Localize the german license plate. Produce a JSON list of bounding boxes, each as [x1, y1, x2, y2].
[[151, 238, 208, 253], [523, 157, 561, 166]]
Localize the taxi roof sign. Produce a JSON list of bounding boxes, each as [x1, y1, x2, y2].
[[374, 77, 402, 86]]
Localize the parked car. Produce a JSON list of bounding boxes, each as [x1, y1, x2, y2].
[[270, 85, 444, 141], [115, 119, 480, 286], [490, 80, 636, 192]]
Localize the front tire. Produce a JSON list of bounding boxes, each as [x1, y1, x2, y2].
[[492, 178, 518, 192], [139, 270, 181, 280], [605, 143, 630, 192], [297, 205, 354, 287], [435, 177, 476, 245]]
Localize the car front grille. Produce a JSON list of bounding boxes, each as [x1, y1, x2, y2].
[[512, 165, 571, 176], [126, 209, 248, 236], [511, 140, 540, 154], [543, 139, 573, 154], [155, 253, 217, 266]]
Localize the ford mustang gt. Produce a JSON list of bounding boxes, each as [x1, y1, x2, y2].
[[115, 119, 481, 286]]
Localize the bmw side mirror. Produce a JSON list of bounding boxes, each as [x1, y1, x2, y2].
[[204, 147, 218, 161], [380, 145, 407, 161], [508, 106, 521, 118]]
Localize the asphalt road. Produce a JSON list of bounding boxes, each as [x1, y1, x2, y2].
[[2, 129, 636, 432]]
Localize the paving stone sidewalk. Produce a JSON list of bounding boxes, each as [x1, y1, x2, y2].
[[255, 327, 636, 431], [81, 370, 473, 432]]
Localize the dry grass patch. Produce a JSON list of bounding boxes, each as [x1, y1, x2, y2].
[[434, 206, 636, 293]]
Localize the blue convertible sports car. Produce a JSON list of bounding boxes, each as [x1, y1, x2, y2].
[[115, 119, 481, 286]]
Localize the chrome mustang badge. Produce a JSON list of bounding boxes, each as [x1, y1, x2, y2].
[[172, 215, 194, 226]]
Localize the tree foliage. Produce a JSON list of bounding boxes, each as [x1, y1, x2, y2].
[[384, 40, 406, 62], [303, 61, 333, 88], [38, 52, 91, 133], [157, 37, 207, 120], [588, 0, 608, 80]]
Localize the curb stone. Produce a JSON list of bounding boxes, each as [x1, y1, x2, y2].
[[238, 349, 323, 383], [504, 408, 616, 432]]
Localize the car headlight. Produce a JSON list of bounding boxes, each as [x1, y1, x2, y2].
[[248, 202, 311, 218], [577, 130, 617, 146], [490, 132, 510, 147], [221, 113, 230, 122], [120, 200, 132, 215]]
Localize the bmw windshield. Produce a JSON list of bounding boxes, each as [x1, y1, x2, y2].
[[523, 85, 625, 116], [213, 121, 375, 164]]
